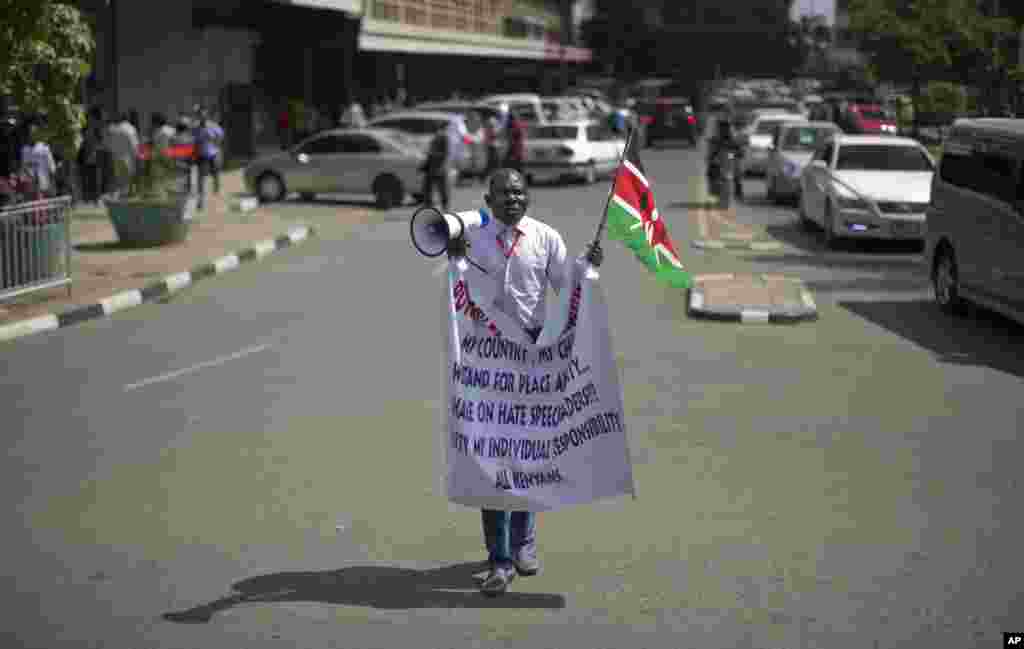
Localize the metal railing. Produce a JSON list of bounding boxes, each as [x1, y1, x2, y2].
[[0, 196, 73, 302]]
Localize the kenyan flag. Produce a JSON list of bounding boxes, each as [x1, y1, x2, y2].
[[604, 136, 692, 289]]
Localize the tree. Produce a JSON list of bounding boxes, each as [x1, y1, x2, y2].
[[579, 0, 660, 82], [0, 0, 94, 157], [847, 0, 1019, 123]]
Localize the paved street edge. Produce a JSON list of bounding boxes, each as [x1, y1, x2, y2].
[[691, 238, 783, 251], [0, 226, 315, 344], [687, 277, 819, 325]]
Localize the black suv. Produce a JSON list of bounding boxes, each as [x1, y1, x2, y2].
[[633, 82, 698, 147]]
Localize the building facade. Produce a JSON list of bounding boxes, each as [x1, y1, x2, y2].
[[74, 0, 591, 158], [356, 0, 592, 102]]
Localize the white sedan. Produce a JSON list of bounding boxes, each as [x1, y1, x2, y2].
[[741, 111, 806, 175], [799, 135, 936, 248], [522, 121, 625, 185], [765, 121, 841, 203]]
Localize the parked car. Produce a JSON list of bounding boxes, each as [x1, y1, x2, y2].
[[765, 120, 841, 203], [243, 128, 431, 209], [740, 112, 805, 175], [810, 97, 898, 135], [926, 118, 1024, 324], [522, 121, 625, 185], [798, 134, 935, 248], [365, 110, 482, 177], [411, 102, 506, 176], [541, 96, 588, 122], [480, 93, 546, 125]]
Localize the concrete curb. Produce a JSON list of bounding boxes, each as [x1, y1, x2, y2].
[[0, 226, 315, 344], [687, 276, 819, 325], [691, 238, 783, 251]]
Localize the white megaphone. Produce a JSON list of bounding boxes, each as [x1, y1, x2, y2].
[[410, 206, 490, 258]]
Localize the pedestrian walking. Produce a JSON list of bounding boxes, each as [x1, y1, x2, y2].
[[503, 116, 526, 174], [105, 112, 140, 197], [342, 101, 367, 128], [19, 125, 57, 198], [277, 106, 291, 150], [77, 115, 103, 204], [172, 116, 195, 193], [483, 114, 501, 180], [420, 126, 453, 211], [150, 112, 176, 152], [192, 110, 224, 210], [445, 168, 603, 596]]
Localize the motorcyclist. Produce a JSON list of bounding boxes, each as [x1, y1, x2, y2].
[[705, 118, 744, 199]]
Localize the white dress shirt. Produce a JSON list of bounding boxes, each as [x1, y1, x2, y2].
[[464, 210, 569, 332]]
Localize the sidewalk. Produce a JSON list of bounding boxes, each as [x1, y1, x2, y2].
[[0, 170, 376, 338]]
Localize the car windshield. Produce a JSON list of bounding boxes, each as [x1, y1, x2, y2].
[[527, 125, 579, 140], [835, 144, 934, 172], [782, 126, 835, 151]]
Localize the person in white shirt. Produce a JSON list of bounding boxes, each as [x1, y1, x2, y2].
[[105, 113, 140, 195], [20, 127, 57, 197], [150, 113, 176, 152], [447, 168, 603, 596]]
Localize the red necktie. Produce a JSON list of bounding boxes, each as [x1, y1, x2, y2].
[[496, 229, 523, 259]]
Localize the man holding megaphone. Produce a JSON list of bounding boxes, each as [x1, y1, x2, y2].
[[445, 168, 602, 596]]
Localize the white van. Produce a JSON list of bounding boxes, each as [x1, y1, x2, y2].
[[480, 93, 547, 125], [926, 118, 1024, 324]]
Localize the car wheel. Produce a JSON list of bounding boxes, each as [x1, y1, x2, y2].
[[797, 195, 813, 230], [372, 174, 404, 210], [256, 172, 286, 203], [934, 245, 968, 315], [823, 201, 841, 249], [582, 162, 597, 185]]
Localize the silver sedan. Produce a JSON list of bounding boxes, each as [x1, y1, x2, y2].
[[244, 128, 428, 209]]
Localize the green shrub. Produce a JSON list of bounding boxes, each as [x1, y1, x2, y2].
[[115, 151, 179, 201], [917, 82, 968, 124]]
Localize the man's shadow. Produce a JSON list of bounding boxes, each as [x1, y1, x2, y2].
[[163, 561, 566, 623]]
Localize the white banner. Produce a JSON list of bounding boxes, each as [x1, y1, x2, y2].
[[441, 259, 636, 512]]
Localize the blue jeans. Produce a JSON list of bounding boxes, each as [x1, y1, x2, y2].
[[481, 510, 535, 565]]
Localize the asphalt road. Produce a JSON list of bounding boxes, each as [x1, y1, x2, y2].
[[1, 141, 1022, 649]]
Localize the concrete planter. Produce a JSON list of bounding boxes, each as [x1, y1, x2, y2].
[[106, 192, 196, 248]]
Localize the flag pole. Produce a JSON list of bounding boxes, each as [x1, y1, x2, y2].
[[591, 123, 636, 248]]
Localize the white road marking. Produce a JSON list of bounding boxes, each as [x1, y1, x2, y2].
[[740, 310, 771, 323], [213, 254, 240, 273], [100, 289, 143, 315], [252, 239, 277, 258], [801, 290, 817, 310], [0, 314, 59, 342], [164, 271, 192, 293], [124, 343, 271, 391], [689, 290, 705, 310]]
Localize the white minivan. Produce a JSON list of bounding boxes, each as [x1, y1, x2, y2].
[[480, 93, 547, 125]]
